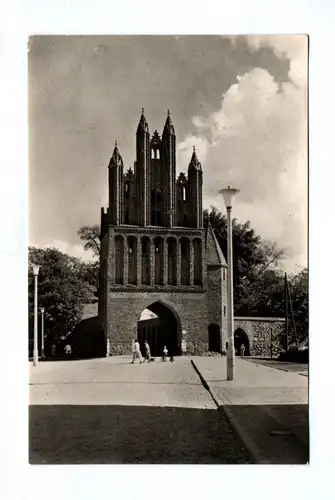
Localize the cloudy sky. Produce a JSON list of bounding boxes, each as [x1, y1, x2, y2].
[[29, 35, 307, 272]]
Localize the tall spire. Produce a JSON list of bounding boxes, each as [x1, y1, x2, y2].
[[137, 107, 149, 134], [189, 146, 202, 170], [109, 140, 123, 168], [163, 109, 175, 135]]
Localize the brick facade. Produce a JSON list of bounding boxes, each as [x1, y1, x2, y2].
[[99, 110, 228, 356]]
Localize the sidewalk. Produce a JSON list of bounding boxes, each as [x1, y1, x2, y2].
[[191, 356, 309, 464]]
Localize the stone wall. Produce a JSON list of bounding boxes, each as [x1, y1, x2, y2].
[[234, 317, 285, 357]]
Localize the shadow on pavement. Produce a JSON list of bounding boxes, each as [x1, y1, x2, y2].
[[29, 404, 250, 465], [246, 358, 308, 373], [220, 403, 309, 464]]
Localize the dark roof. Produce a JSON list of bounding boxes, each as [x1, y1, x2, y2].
[[205, 223, 227, 267]]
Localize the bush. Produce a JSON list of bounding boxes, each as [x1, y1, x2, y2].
[[278, 346, 309, 363]]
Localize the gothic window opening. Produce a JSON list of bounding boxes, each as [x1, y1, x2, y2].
[[124, 181, 130, 224], [180, 238, 190, 286], [182, 186, 186, 201], [141, 237, 151, 285], [156, 149, 160, 160], [151, 189, 163, 226], [128, 236, 137, 285], [193, 238, 202, 286], [115, 235, 124, 285], [154, 237, 163, 285], [167, 237, 177, 286], [151, 149, 155, 159]]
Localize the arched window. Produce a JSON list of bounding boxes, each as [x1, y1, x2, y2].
[[154, 237, 163, 285], [141, 237, 150, 285], [182, 186, 186, 201], [128, 236, 137, 285], [151, 189, 163, 226], [151, 149, 155, 159], [156, 149, 160, 160], [193, 238, 202, 286], [180, 237, 190, 286], [115, 235, 124, 285], [167, 237, 177, 285]]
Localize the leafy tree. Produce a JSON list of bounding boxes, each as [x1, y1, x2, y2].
[[287, 267, 308, 344], [77, 225, 101, 257], [204, 207, 285, 315], [28, 247, 92, 342]]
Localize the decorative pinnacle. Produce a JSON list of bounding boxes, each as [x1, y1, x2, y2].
[[167, 109, 170, 116], [142, 108, 144, 114], [115, 140, 117, 147], [193, 145, 196, 152]]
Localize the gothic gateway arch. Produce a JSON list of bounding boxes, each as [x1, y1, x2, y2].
[[99, 109, 228, 355]]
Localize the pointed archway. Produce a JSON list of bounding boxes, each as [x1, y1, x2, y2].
[[234, 328, 250, 356], [137, 301, 181, 356]]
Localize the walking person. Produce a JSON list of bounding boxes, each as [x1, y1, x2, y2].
[[144, 340, 151, 362], [240, 343, 245, 358], [131, 339, 143, 364], [162, 345, 168, 362]]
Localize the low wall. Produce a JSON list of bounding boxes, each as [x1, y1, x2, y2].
[[234, 316, 285, 357]]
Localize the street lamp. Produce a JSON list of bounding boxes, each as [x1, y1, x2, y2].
[[219, 186, 240, 381], [40, 307, 45, 359], [32, 265, 40, 366]]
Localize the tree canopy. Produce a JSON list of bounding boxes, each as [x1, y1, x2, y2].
[[28, 247, 95, 342], [77, 225, 100, 257]]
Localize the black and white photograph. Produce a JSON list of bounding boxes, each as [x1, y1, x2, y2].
[[28, 35, 308, 465]]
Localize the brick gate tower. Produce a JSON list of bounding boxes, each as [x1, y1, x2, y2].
[[99, 110, 228, 355]]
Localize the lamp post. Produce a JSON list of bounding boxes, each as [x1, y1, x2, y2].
[[40, 307, 45, 359], [32, 265, 40, 366], [219, 186, 240, 381]]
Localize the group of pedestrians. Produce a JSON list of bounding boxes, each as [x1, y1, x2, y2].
[[131, 339, 174, 364]]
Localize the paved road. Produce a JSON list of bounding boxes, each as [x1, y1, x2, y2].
[[29, 357, 250, 464]]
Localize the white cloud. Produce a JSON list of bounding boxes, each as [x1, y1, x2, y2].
[[177, 37, 308, 273]]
